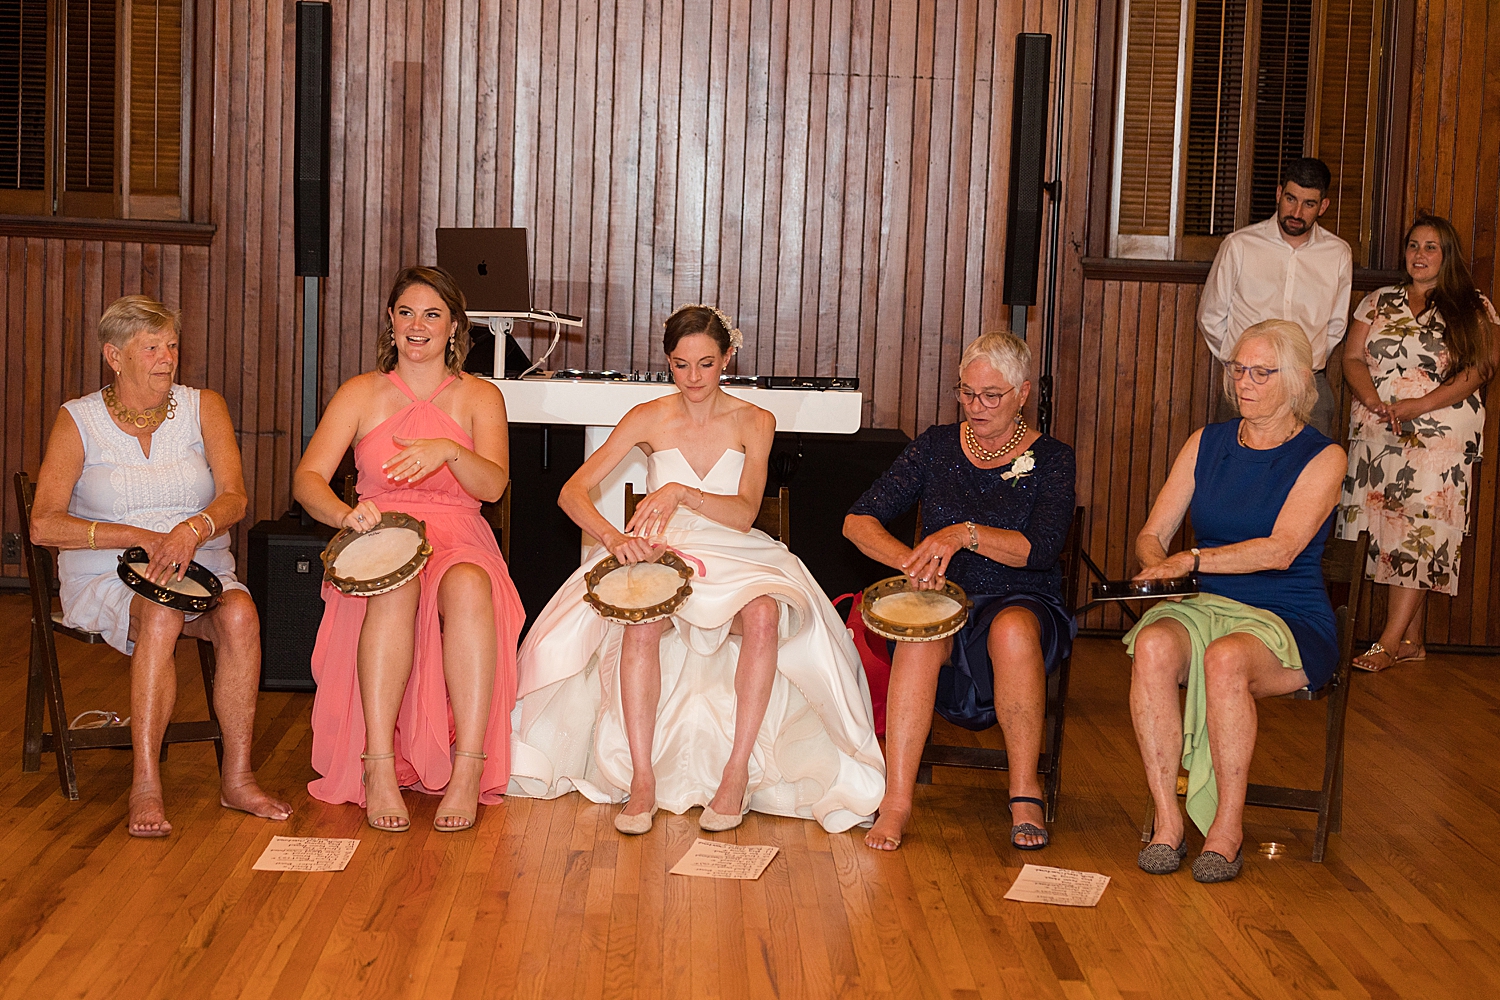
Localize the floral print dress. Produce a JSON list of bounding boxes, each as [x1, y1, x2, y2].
[[1337, 284, 1493, 594]]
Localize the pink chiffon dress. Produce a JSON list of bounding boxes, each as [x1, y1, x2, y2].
[[307, 372, 525, 807]]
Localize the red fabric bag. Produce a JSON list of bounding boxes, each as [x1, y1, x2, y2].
[[835, 592, 891, 736]]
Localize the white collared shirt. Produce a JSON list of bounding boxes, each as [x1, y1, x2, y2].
[[1197, 215, 1354, 370]]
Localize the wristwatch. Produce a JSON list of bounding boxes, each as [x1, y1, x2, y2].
[[965, 521, 980, 552], [1191, 547, 1201, 572]]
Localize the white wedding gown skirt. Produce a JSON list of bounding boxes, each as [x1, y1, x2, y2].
[[508, 448, 886, 832]]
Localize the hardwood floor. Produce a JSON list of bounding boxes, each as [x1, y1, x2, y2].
[[1, 591, 1497, 999]]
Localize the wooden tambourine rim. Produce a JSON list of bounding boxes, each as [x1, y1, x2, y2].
[[1090, 576, 1200, 602], [321, 511, 433, 596], [117, 546, 224, 614], [860, 575, 971, 643], [583, 550, 695, 625]]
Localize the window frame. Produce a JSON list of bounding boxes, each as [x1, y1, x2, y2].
[[0, 0, 193, 222], [1085, 0, 1416, 278]]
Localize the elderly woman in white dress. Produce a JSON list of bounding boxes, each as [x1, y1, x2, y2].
[[29, 295, 291, 837], [508, 305, 885, 835]]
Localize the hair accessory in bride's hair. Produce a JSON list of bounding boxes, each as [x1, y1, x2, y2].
[[681, 302, 743, 352]]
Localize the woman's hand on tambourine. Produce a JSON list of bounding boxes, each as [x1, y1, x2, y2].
[[141, 524, 199, 585], [625, 482, 690, 540], [340, 500, 383, 534], [1133, 550, 1194, 583], [900, 525, 965, 591], [606, 531, 662, 566], [384, 436, 459, 484]]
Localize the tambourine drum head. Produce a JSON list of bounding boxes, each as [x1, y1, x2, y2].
[[592, 562, 683, 610], [117, 547, 223, 614], [860, 575, 971, 642], [1090, 576, 1200, 602], [321, 512, 432, 596], [584, 551, 694, 625]]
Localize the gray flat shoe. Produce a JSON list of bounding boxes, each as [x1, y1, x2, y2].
[[1138, 839, 1189, 874], [1192, 846, 1244, 883]]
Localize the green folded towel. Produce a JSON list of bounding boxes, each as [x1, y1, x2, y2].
[[1123, 593, 1303, 835]]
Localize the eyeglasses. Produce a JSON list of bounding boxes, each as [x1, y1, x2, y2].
[[1222, 361, 1280, 385], [954, 384, 1015, 408]]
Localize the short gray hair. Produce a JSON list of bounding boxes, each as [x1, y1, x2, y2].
[[959, 332, 1030, 388], [99, 295, 180, 349], [1225, 319, 1318, 424]]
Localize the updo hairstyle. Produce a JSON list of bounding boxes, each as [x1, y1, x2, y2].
[[663, 303, 743, 355]]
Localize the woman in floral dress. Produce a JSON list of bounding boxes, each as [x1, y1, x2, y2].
[[1338, 216, 1498, 671]]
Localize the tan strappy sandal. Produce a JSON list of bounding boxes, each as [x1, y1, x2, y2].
[[434, 750, 487, 832], [360, 752, 410, 832]]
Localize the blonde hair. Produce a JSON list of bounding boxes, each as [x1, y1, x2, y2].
[[98, 295, 181, 349], [959, 331, 1031, 388], [1225, 319, 1318, 424]]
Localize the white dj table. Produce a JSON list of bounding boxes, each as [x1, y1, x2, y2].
[[487, 376, 863, 542]]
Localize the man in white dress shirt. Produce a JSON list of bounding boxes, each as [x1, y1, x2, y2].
[[1198, 157, 1353, 436]]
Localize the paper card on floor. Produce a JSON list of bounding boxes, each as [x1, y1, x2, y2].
[[669, 839, 779, 880], [252, 836, 361, 872], [1003, 864, 1111, 907]]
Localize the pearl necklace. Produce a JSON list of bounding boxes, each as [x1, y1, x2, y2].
[[965, 417, 1027, 462], [103, 383, 176, 431]]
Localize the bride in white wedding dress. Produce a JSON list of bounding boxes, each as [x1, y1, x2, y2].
[[508, 305, 885, 834]]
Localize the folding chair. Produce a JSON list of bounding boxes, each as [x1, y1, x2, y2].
[[625, 484, 790, 545], [1138, 530, 1370, 862], [914, 505, 1086, 824], [17, 472, 224, 801]]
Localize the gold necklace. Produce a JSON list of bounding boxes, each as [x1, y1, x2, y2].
[[103, 383, 176, 430], [965, 417, 1027, 462], [1237, 419, 1299, 450]]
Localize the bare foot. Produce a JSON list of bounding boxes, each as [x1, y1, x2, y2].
[[707, 767, 751, 819], [220, 774, 293, 821], [864, 802, 910, 851], [1008, 795, 1047, 849], [434, 753, 486, 831], [128, 785, 172, 838], [362, 754, 410, 831]]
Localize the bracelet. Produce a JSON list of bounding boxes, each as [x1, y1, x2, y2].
[[181, 519, 203, 542], [695, 487, 706, 509], [1191, 547, 1201, 572], [88, 521, 98, 550], [199, 511, 216, 537], [965, 521, 979, 552]]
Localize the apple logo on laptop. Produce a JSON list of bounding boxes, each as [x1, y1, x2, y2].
[[478, 259, 488, 276]]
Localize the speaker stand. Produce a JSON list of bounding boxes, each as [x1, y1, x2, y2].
[[302, 275, 320, 454], [1010, 304, 1028, 340]]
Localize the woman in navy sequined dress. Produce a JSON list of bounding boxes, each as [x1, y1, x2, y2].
[[845, 332, 1076, 851]]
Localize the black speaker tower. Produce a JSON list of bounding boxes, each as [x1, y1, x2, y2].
[[294, 2, 332, 278], [1003, 33, 1052, 309]]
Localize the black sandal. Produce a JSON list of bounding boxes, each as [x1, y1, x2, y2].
[[1009, 796, 1050, 850]]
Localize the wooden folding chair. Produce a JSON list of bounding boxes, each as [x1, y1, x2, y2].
[[914, 506, 1086, 824], [625, 484, 791, 545], [1138, 530, 1370, 863], [17, 472, 224, 801]]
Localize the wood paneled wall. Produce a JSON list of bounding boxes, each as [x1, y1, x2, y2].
[[2, 0, 1496, 646]]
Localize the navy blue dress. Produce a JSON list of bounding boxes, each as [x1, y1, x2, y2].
[[1193, 420, 1338, 689], [849, 424, 1077, 730]]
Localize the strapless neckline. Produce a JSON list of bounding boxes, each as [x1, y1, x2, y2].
[[650, 447, 745, 489]]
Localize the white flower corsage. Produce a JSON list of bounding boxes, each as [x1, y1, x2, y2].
[[1001, 450, 1036, 484]]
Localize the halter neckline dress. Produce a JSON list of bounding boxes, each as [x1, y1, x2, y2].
[[509, 445, 886, 832], [307, 371, 525, 807]]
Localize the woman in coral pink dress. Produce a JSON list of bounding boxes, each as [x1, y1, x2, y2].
[[293, 266, 524, 832]]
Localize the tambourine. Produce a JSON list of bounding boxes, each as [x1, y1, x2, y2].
[[321, 511, 432, 596], [117, 547, 223, 614], [583, 551, 695, 625], [860, 575, 972, 643], [1090, 576, 1200, 602]]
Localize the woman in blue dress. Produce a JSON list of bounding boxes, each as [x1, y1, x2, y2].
[[1127, 319, 1345, 882], [845, 332, 1076, 852]]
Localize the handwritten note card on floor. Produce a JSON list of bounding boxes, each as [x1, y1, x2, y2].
[[1004, 864, 1111, 907], [252, 837, 361, 872], [669, 839, 779, 880]]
